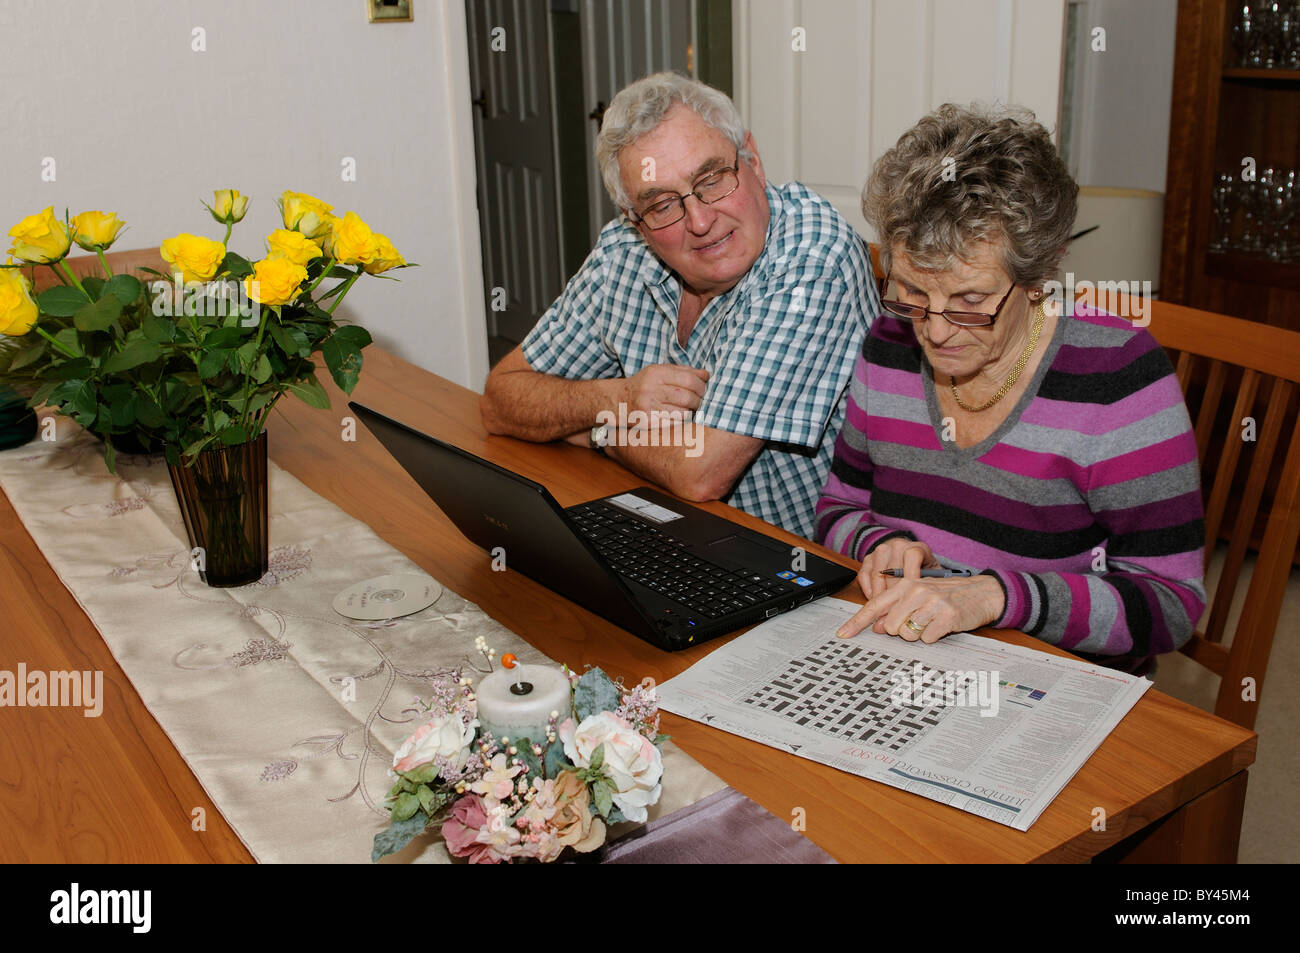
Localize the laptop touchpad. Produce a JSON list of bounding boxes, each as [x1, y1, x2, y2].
[[708, 534, 788, 566]]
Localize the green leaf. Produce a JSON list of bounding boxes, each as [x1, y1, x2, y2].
[[52, 380, 97, 423], [37, 285, 91, 317], [370, 810, 429, 863], [44, 357, 93, 380], [136, 396, 166, 428], [252, 353, 272, 383], [101, 339, 162, 374], [332, 324, 372, 350], [109, 394, 138, 429], [82, 276, 105, 301], [403, 763, 440, 785], [9, 341, 46, 370], [199, 349, 230, 379], [218, 424, 250, 445], [102, 438, 116, 475], [391, 791, 420, 822], [203, 326, 244, 349], [219, 252, 254, 280], [182, 434, 217, 460], [321, 334, 363, 394], [73, 293, 124, 332], [416, 784, 438, 816], [592, 778, 613, 818], [589, 741, 605, 773], [211, 410, 230, 432], [28, 381, 58, 407], [142, 311, 176, 343], [573, 667, 620, 722], [104, 274, 143, 306], [284, 374, 330, 409]]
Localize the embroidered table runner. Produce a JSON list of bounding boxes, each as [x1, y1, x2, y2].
[[0, 422, 731, 863]]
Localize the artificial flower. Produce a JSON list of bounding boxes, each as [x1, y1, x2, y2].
[[560, 711, 663, 823], [391, 707, 478, 775]]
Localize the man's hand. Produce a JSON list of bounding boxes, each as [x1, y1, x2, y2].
[[625, 364, 709, 417]]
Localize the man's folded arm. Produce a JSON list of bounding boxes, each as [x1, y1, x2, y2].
[[603, 425, 763, 503], [480, 345, 626, 443]]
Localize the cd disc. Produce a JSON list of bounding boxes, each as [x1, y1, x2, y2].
[[333, 573, 443, 621]]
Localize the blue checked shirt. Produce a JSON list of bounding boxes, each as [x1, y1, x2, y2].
[[522, 182, 878, 539]]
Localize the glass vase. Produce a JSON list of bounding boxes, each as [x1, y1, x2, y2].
[[167, 431, 269, 587]]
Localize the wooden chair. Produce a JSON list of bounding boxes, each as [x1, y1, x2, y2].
[[25, 248, 164, 294], [1075, 290, 1300, 730]]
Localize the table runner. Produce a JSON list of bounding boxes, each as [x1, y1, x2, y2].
[[0, 421, 729, 863]]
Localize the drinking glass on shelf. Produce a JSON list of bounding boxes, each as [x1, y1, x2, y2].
[[1236, 177, 1265, 254], [1272, 169, 1298, 262], [1256, 1, 1280, 67], [1211, 174, 1236, 252], [1233, 2, 1258, 66], [1279, 1, 1299, 67]]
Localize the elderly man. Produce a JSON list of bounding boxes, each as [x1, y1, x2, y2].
[[480, 72, 876, 538]]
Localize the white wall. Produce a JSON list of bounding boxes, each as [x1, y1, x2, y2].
[[1065, 0, 1178, 193], [734, 0, 1067, 239], [0, 0, 488, 389]]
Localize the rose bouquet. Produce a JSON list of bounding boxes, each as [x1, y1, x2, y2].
[[0, 190, 406, 470], [372, 645, 667, 864]]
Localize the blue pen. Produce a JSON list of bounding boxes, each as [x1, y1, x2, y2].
[[878, 568, 974, 578]]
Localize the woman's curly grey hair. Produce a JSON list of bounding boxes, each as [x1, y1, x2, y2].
[[597, 71, 752, 210], [862, 103, 1078, 288]]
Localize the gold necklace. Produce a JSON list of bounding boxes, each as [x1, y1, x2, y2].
[[949, 299, 1046, 413]]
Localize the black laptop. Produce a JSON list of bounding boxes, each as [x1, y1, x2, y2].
[[350, 402, 857, 650]]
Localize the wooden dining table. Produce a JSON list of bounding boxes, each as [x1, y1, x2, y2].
[[0, 346, 1257, 863]]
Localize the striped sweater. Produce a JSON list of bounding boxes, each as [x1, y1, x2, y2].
[[814, 306, 1206, 669]]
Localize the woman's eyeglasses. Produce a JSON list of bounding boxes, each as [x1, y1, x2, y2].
[[877, 271, 1016, 328]]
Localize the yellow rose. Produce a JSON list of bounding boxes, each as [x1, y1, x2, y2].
[[210, 189, 250, 224], [363, 233, 406, 275], [265, 229, 323, 267], [244, 258, 307, 307], [318, 213, 340, 257], [278, 191, 334, 241], [160, 233, 226, 284], [0, 266, 39, 336], [330, 211, 381, 266], [71, 210, 127, 251], [7, 207, 72, 264]]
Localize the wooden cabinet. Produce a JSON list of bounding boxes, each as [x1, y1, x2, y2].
[[1162, 0, 1300, 329]]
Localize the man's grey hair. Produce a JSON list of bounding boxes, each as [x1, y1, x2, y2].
[[862, 102, 1078, 288], [596, 71, 751, 211]]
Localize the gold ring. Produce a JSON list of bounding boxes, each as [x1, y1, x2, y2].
[[904, 616, 926, 634]]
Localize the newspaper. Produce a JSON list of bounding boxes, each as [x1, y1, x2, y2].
[[657, 598, 1152, 831]]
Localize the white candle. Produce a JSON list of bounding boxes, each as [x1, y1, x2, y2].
[[476, 663, 571, 745]]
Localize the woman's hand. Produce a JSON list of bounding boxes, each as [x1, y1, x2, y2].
[[858, 537, 940, 601], [835, 573, 1006, 644]]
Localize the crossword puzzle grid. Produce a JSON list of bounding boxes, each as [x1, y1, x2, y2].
[[740, 641, 947, 750]]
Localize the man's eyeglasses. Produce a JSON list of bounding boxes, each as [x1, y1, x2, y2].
[[877, 271, 1016, 328], [628, 152, 742, 230]]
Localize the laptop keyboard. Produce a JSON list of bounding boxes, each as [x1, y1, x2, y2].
[[566, 501, 790, 620]]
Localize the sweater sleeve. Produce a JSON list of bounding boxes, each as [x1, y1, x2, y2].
[[988, 338, 1206, 660], [813, 349, 916, 560]]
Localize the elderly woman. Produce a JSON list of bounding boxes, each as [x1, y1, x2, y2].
[[816, 104, 1205, 673]]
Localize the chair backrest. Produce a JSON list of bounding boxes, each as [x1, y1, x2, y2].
[[25, 248, 164, 294], [1076, 289, 1300, 730]]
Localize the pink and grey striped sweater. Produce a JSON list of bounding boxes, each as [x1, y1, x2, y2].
[[814, 306, 1206, 671]]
